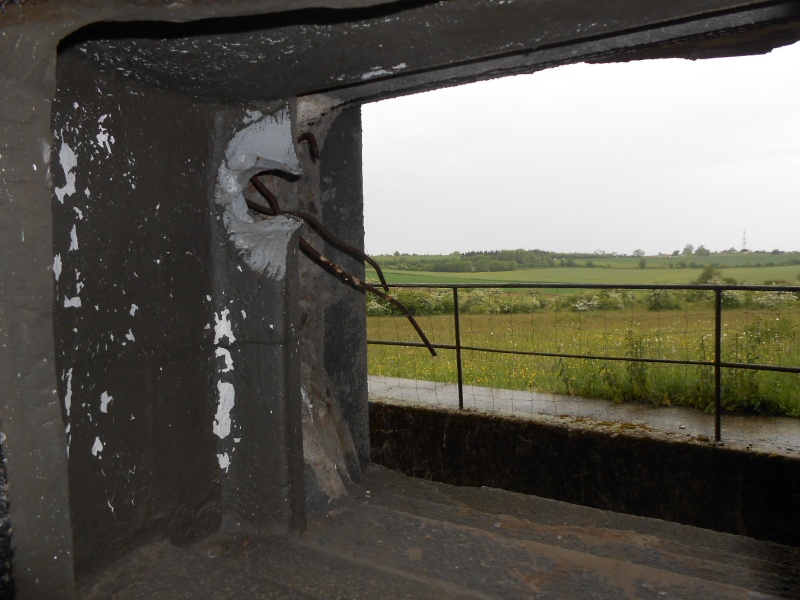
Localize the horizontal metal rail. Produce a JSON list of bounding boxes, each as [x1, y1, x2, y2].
[[367, 282, 800, 443]]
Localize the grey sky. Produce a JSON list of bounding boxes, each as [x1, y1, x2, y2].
[[362, 42, 800, 256]]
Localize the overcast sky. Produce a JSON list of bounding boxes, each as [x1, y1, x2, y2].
[[362, 42, 800, 256]]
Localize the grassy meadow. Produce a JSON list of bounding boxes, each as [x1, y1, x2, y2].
[[365, 255, 800, 417]]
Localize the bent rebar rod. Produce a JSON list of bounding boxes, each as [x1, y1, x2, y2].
[[247, 176, 436, 357], [297, 132, 320, 163], [248, 176, 390, 291]]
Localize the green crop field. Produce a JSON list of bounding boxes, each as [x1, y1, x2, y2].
[[368, 303, 800, 417], [364, 250, 800, 416], [366, 264, 800, 286]]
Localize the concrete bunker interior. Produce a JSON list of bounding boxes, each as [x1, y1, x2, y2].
[[3, 1, 800, 597]]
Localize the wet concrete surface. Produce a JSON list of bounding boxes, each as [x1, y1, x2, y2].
[[81, 464, 800, 599], [369, 376, 800, 456]]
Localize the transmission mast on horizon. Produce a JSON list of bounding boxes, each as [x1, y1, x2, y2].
[[742, 230, 748, 252]]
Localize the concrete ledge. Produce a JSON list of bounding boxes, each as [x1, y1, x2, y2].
[[369, 400, 800, 547]]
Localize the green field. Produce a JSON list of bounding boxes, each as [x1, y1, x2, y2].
[[368, 303, 800, 417], [366, 264, 800, 286], [365, 250, 800, 416]]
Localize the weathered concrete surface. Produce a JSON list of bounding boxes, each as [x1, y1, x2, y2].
[[80, 465, 800, 599], [50, 51, 308, 581], [369, 375, 800, 455], [370, 401, 800, 548]]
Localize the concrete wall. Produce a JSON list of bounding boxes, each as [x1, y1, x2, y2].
[[370, 402, 800, 547], [51, 50, 313, 581]]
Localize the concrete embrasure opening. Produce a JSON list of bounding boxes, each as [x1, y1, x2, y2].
[[4, 1, 800, 596]]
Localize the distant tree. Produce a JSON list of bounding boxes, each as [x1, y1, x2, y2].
[[696, 266, 722, 283], [695, 245, 711, 256], [671, 250, 680, 257], [632, 249, 645, 257], [638, 258, 646, 269], [682, 244, 694, 255]]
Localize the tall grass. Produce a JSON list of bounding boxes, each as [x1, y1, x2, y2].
[[368, 298, 800, 417]]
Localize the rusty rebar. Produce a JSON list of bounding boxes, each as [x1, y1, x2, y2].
[[297, 132, 320, 162], [246, 174, 434, 356], [249, 176, 282, 215], [299, 239, 436, 357], [247, 179, 389, 291]]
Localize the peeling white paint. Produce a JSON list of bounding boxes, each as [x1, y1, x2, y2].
[[243, 109, 263, 124], [64, 296, 82, 308], [65, 368, 73, 417], [100, 391, 113, 413], [73, 207, 83, 220], [91, 437, 104, 457], [96, 114, 114, 155], [215, 107, 303, 277], [130, 304, 138, 316], [125, 329, 135, 342], [69, 225, 78, 252], [361, 67, 392, 80], [214, 309, 236, 345], [241, 310, 247, 319], [217, 452, 230, 471], [55, 141, 77, 204], [215, 348, 234, 373], [302, 388, 314, 423], [53, 254, 62, 281], [213, 381, 235, 439], [224, 216, 301, 278]]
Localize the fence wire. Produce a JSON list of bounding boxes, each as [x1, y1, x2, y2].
[[367, 283, 800, 455]]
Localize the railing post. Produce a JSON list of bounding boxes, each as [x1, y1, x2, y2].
[[714, 288, 722, 443], [453, 287, 464, 410]]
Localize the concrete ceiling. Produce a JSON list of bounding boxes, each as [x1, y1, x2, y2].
[[62, 0, 800, 104]]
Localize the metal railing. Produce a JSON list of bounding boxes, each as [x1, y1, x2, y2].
[[367, 282, 800, 443]]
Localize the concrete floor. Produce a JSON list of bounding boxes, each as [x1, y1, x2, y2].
[[82, 464, 800, 599], [369, 375, 800, 456]]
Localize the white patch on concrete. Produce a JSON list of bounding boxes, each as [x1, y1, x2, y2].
[[393, 62, 407, 70], [214, 309, 236, 345], [241, 310, 247, 319], [96, 114, 114, 155], [299, 95, 342, 127], [213, 381, 235, 439], [224, 215, 301, 279], [130, 304, 138, 316], [55, 141, 77, 204], [301, 388, 314, 423], [217, 452, 230, 471], [361, 66, 392, 80], [100, 391, 113, 413], [243, 109, 263, 124], [69, 225, 79, 252], [125, 329, 135, 342], [215, 106, 303, 277], [64, 296, 82, 308], [91, 437, 104, 457], [215, 347, 234, 373], [53, 254, 62, 281], [73, 206, 83, 220], [65, 368, 73, 417]]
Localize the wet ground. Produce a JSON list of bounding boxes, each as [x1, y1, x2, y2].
[[369, 375, 800, 455], [82, 464, 800, 599]]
